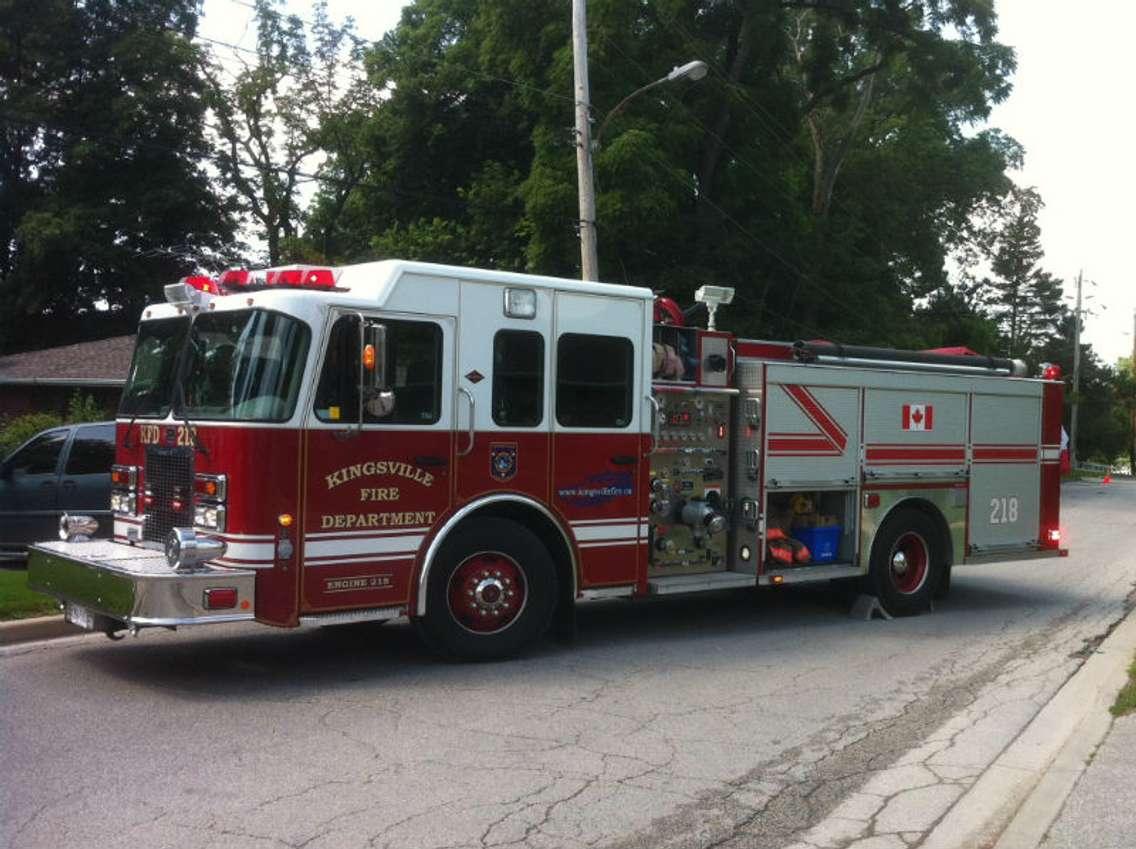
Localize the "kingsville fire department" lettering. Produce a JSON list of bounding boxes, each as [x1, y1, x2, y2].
[[325, 460, 434, 490], [320, 511, 437, 529]]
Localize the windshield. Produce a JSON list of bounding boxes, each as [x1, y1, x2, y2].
[[179, 309, 310, 422], [119, 317, 189, 418], [119, 310, 310, 423]]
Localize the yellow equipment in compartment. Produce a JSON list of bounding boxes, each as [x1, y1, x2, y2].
[[648, 390, 732, 577]]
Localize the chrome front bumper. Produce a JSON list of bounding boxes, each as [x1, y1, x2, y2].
[[27, 539, 256, 631]]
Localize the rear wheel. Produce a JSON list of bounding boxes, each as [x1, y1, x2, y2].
[[417, 517, 558, 660], [866, 508, 943, 617]]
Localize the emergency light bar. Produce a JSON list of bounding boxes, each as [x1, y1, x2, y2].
[[264, 266, 336, 288], [164, 275, 218, 305]]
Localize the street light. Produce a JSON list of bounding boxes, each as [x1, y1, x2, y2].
[[572, 0, 706, 281], [593, 60, 709, 148]]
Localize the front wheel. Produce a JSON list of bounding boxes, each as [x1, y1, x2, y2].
[[866, 508, 943, 617], [416, 517, 558, 660]]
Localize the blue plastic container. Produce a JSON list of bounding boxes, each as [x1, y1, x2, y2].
[[790, 525, 842, 563]]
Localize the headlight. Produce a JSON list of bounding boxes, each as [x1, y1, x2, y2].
[[194, 503, 226, 531], [110, 492, 136, 515]]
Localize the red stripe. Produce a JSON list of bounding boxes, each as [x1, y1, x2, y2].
[[784, 385, 848, 451], [768, 436, 840, 454], [973, 447, 1037, 462], [866, 447, 965, 462]]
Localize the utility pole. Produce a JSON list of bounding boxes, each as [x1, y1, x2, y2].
[[571, 0, 599, 281], [1070, 269, 1083, 466]]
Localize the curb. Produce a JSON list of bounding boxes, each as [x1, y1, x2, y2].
[[921, 607, 1136, 849], [0, 614, 83, 646]]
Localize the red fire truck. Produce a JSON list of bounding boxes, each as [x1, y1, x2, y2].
[[28, 261, 1066, 658]]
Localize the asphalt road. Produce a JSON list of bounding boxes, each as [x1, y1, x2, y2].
[[3, 481, 1133, 849]]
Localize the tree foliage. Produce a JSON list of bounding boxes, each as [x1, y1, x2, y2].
[[204, 0, 371, 266], [0, 0, 233, 353]]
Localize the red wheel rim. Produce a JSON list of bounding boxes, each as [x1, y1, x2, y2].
[[447, 552, 526, 634], [889, 532, 929, 594]]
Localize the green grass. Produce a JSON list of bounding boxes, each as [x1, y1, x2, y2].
[[0, 568, 61, 621], [1111, 656, 1136, 717]]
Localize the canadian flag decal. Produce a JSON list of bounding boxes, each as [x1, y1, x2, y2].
[[902, 404, 933, 431]]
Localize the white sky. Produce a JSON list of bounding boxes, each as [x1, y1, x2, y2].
[[199, 1, 1133, 366], [987, 0, 1136, 367]]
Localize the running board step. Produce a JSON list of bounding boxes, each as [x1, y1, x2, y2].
[[758, 563, 861, 586], [647, 571, 756, 595]]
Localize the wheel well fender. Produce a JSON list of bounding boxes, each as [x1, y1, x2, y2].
[[876, 497, 954, 566], [415, 495, 577, 618]]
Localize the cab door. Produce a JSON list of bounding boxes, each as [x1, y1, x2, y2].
[[551, 293, 648, 589], [453, 280, 553, 505], [301, 311, 454, 616]]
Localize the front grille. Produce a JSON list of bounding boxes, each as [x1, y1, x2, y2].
[[143, 446, 195, 543]]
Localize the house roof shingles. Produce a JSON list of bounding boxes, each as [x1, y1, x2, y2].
[[0, 335, 136, 385]]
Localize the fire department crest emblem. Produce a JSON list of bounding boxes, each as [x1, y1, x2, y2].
[[490, 443, 518, 482]]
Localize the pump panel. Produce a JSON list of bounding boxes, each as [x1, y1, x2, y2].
[[648, 388, 733, 576]]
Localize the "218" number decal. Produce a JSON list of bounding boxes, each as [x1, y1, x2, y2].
[[989, 496, 1019, 524]]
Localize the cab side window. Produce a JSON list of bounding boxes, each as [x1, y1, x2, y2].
[[493, 330, 544, 427], [556, 333, 633, 428], [315, 315, 443, 425]]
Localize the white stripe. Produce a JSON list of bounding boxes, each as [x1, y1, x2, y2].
[[577, 540, 641, 549], [305, 535, 424, 558], [304, 554, 414, 567], [306, 526, 430, 539], [216, 557, 273, 567], [573, 524, 640, 542], [222, 540, 276, 561], [1041, 448, 1061, 461], [219, 532, 276, 542], [569, 517, 640, 526]]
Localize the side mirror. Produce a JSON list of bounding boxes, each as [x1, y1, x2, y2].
[[361, 321, 394, 419]]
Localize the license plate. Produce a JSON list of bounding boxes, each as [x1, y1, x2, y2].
[[65, 603, 95, 631]]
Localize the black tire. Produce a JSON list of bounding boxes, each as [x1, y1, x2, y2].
[[416, 517, 558, 660], [866, 508, 943, 617], [933, 563, 952, 600]]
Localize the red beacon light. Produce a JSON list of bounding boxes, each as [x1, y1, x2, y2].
[[181, 275, 219, 295], [1041, 363, 1062, 381], [264, 265, 336, 289], [218, 268, 251, 288]]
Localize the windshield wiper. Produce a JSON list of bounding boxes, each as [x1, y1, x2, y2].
[[121, 388, 159, 450], [171, 332, 209, 457]]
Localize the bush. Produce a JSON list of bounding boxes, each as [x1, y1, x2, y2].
[[66, 390, 107, 423]]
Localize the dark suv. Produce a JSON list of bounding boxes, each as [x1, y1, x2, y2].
[[0, 422, 115, 561]]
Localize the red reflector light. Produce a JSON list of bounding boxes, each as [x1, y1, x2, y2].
[[203, 587, 238, 610], [264, 266, 336, 288], [181, 275, 219, 295], [865, 493, 881, 508], [219, 268, 250, 288], [716, 423, 726, 439]]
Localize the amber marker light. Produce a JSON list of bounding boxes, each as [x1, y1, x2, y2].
[[362, 343, 376, 371], [278, 513, 294, 528], [772, 575, 785, 585]]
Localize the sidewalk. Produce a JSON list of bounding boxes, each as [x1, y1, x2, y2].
[[1038, 714, 1136, 849]]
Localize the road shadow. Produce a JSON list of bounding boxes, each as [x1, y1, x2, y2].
[[68, 568, 1088, 701]]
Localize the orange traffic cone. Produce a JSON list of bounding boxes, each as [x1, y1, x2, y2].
[[1103, 474, 1112, 485]]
